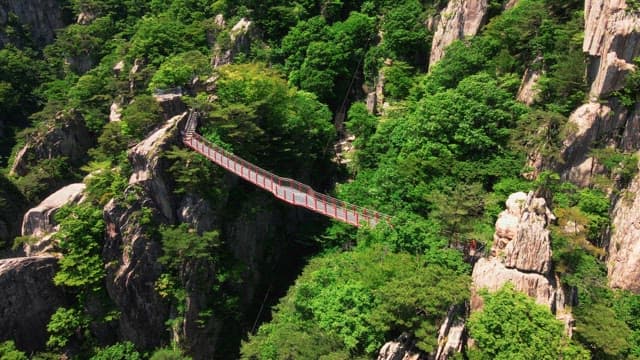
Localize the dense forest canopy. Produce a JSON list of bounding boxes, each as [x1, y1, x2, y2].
[[1, 0, 640, 359]]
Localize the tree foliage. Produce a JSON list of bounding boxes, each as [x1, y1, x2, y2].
[[242, 246, 470, 358], [468, 285, 589, 360]]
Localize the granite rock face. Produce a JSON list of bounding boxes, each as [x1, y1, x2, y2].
[[559, 100, 640, 186], [103, 114, 188, 349], [584, 0, 640, 98], [21, 183, 86, 256], [608, 169, 640, 292], [0, 0, 67, 48], [0, 257, 69, 352], [491, 192, 555, 274], [377, 333, 424, 360], [213, 17, 252, 68], [10, 111, 94, 177], [472, 192, 566, 314], [429, 0, 488, 68]]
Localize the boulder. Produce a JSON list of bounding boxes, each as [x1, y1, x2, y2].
[[21, 183, 86, 256], [429, 0, 489, 68], [0, 256, 69, 352]]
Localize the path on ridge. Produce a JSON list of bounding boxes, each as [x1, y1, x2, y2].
[[182, 111, 390, 227]]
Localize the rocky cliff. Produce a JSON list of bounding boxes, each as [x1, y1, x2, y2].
[[0, 256, 70, 352], [103, 113, 188, 350], [584, 0, 640, 99], [10, 111, 94, 177], [608, 168, 640, 292], [429, 0, 488, 68], [21, 183, 86, 256], [212, 17, 253, 68], [0, 0, 67, 47]]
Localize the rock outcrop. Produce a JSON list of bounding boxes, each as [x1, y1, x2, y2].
[[516, 68, 541, 105], [21, 183, 86, 256], [103, 114, 189, 350], [429, 0, 488, 68], [471, 192, 565, 313], [584, 0, 640, 99], [434, 305, 466, 360], [608, 169, 640, 292], [559, 100, 640, 186], [0, 0, 67, 48], [377, 333, 425, 360], [10, 111, 94, 177], [0, 256, 69, 352], [213, 18, 252, 68]]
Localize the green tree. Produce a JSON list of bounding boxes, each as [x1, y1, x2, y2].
[[46, 307, 90, 350], [53, 204, 106, 290], [149, 347, 192, 360], [242, 246, 469, 358]]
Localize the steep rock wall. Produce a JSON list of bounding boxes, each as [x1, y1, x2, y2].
[[0, 256, 70, 352], [608, 168, 640, 292], [429, 0, 488, 68], [558, 100, 640, 186], [10, 111, 94, 177], [584, 0, 640, 99], [103, 114, 188, 349], [0, 0, 67, 47]]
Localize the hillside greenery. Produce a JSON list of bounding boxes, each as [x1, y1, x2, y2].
[[2, 0, 640, 359]]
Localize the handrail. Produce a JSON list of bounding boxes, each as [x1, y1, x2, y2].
[[182, 111, 391, 227]]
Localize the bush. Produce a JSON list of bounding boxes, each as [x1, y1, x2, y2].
[[91, 342, 141, 360], [0, 341, 27, 360]]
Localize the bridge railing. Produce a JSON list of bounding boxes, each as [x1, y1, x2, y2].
[[184, 131, 391, 227]]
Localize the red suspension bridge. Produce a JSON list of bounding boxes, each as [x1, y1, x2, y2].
[[182, 112, 391, 227]]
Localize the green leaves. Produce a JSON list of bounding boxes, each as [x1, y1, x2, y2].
[[148, 50, 211, 90], [53, 204, 106, 290], [158, 224, 220, 271], [46, 307, 90, 350]]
